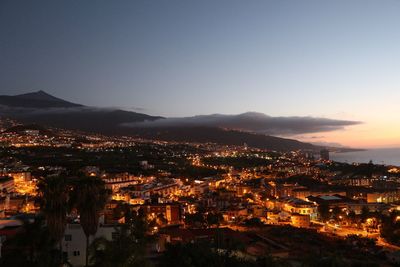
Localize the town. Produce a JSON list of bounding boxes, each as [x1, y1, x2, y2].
[[1, 118, 400, 267]]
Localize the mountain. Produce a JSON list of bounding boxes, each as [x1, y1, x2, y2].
[[0, 90, 82, 108], [3, 124, 53, 136], [130, 126, 317, 151], [19, 108, 162, 134], [0, 91, 327, 151], [0, 91, 162, 134]]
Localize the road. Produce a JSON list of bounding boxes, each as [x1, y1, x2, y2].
[[319, 223, 400, 252]]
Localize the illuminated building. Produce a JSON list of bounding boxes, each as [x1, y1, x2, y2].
[[142, 204, 181, 225], [291, 213, 310, 228]]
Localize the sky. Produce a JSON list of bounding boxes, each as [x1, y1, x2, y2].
[[0, 0, 400, 148]]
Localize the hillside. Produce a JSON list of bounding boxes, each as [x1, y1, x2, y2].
[[0, 91, 323, 151], [0, 90, 82, 108], [0, 91, 163, 134], [129, 126, 318, 151]]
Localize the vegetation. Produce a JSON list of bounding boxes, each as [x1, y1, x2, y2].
[[90, 210, 150, 267], [318, 203, 330, 222], [0, 215, 62, 266], [243, 217, 264, 227], [174, 165, 223, 180], [184, 211, 224, 228], [158, 242, 288, 267], [37, 175, 69, 263], [380, 210, 400, 245], [69, 176, 110, 266], [0, 175, 111, 266]]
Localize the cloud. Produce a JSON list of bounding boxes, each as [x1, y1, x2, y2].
[[104, 106, 147, 112], [0, 103, 361, 137], [122, 112, 362, 136], [291, 135, 326, 140], [129, 106, 146, 112]]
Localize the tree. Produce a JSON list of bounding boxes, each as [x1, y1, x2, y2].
[[113, 203, 134, 223], [159, 242, 286, 267], [347, 210, 356, 224], [304, 253, 347, 267], [185, 212, 206, 228], [157, 213, 168, 226], [90, 227, 149, 267], [360, 206, 370, 223], [332, 206, 341, 221], [37, 175, 69, 263], [380, 210, 400, 245], [206, 212, 223, 227], [244, 217, 264, 227], [90, 209, 151, 267], [318, 203, 330, 222], [70, 176, 110, 266], [0, 215, 61, 266]]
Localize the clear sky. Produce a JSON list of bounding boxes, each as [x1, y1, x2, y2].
[[1, 0, 400, 148]]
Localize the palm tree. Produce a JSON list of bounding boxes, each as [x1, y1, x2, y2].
[[37, 175, 69, 264], [70, 176, 110, 266]]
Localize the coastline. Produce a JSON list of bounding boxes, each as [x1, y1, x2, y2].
[[330, 148, 400, 167]]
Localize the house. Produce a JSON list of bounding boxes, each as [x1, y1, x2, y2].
[[63, 217, 121, 267], [141, 204, 181, 225]]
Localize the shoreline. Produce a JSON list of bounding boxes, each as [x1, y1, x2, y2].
[[330, 148, 400, 167]]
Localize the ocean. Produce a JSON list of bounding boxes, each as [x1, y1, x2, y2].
[[331, 148, 400, 167]]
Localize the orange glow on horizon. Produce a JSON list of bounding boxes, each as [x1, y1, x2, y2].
[[296, 120, 400, 149]]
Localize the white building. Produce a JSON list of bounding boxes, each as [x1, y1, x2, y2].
[[63, 217, 120, 267]]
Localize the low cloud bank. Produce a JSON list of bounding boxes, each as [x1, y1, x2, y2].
[[123, 112, 361, 136]]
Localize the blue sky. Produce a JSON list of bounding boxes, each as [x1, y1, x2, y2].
[[1, 0, 400, 147]]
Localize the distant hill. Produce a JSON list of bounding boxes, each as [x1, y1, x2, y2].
[[130, 126, 318, 151], [0, 90, 82, 108], [0, 91, 324, 151], [0, 91, 163, 134], [3, 124, 53, 136], [19, 108, 162, 134]]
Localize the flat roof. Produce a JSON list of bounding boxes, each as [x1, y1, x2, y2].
[[319, 195, 341, 201]]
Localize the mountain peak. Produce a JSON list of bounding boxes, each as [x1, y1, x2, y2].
[[35, 90, 51, 96], [239, 112, 269, 118], [16, 90, 60, 101], [0, 90, 82, 108]]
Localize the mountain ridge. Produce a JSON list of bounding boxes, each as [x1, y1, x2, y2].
[[0, 90, 82, 108], [0, 91, 337, 151]]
